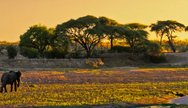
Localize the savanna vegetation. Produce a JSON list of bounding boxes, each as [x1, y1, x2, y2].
[[0, 68, 188, 107], [15, 15, 188, 62], [2, 15, 188, 107], [0, 15, 188, 63]]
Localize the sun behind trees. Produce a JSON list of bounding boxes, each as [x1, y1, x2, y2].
[[18, 15, 188, 60]]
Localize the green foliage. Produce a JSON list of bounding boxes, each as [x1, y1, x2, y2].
[[156, 39, 188, 52], [55, 15, 104, 57], [50, 32, 69, 58], [186, 26, 188, 31], [0, 41, 18, 55], [144, 53, 167, 63], [6, 45, 18, 59], [145, 41, 161, 55], [67, 50, 85, 58], [123, 23, 149, 53], [98, 17, 124, 50], [111, 46, 131, 53], [92, 49, 107, 57], [171, 40, 188, 52], [44, 48, 68, 58], [20, 47, 39, 58], [141, 41, 166, 63], [99, 17, 119, 26], [19, 25, 53, 57], [16, 15, 188, 59], [124, 23, 148, 30], [150, 20, 185, 52]]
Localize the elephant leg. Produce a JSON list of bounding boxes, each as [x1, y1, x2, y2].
[[14, 82, 17, 92], [10, 83, 13, 92], [4, 85, 7, 92], [17, 79, 20, 87], [0, 86, 3, 93]]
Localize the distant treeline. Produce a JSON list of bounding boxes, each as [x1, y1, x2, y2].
[[1, 15, 188, 63], [0, 41, 18, 46]]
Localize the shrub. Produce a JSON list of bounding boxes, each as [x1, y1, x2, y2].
[[20, 47, 39, 58], [144, 53, 167, 63], [85, 59, 104, 68], [44, 48, 68, 58], [134, 41, 161, 54], [141, 41, 166, 63], [92, 49, 106, 58], [66, 50, 86, 58], [111, 46, 131, 53], [6, 45, 18, 59]]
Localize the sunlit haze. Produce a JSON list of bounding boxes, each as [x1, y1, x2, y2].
[[0, 0, 188, 42]]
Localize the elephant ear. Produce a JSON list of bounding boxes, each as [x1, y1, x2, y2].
[[16, 71, 21, 78]]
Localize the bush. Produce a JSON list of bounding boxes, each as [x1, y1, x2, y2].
[[20, 47, 39, 58], [144, 53, 167, 63], [67, 50, 85, 58], [111, 46, 131, 53], [44, 48, 67, 58], [140, 41, 166, 63], [134, 41, 161, 54], [85, 59, 104, 68], [6, 46, 18, 59], [176, 46, 188, 52], [92, 49, 106, 58]]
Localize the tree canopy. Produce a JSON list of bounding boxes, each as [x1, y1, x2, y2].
[[123, 23, 148, 53], [17, 15, 188, 59], [55, 15, 104, 57], [19, 25, 53, 57], [150, 20, 185, 52], [98, 17, 124, 50]]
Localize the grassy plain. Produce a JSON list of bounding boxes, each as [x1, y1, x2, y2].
[[1, 68, 188, 107]]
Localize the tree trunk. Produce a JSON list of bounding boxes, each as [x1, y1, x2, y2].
[[159, 36, 163, 45], [110, 36, 113, 50], [86, 49, 92, 58], [168, 40, 176, 52]]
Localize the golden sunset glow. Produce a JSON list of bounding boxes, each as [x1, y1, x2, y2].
[[0, 0, 188, 41]]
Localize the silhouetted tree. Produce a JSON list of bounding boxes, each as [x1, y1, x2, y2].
[[123, 23, 148, 53], [185, 26, 188, 31], [55, 15, 104, 57], [19, 25, 53, 57], [99, 17, 124, 50], [150, 20, 185, 52], [125, 23, 147, 30]]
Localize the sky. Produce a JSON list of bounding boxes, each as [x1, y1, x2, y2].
[[0, 0, 188, 42]]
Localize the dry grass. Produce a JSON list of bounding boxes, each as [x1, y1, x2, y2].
[[0, 68, 188, 107], [10, 68, 188, 84]]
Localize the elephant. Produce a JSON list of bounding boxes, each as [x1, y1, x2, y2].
[[1, 70, 21, 93]]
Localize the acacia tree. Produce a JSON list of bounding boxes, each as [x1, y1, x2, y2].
[[150, 20, 185, 52], [99, 17, 124, 50], [125, 23, 147, 30], [123, 23, 148, 53], [55, 15, 104, 58], [186, 26, 188, 31], [19, 25, 53, 57]]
